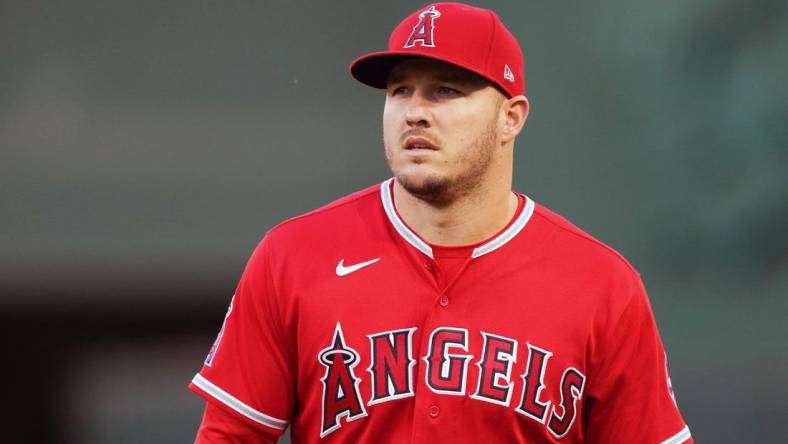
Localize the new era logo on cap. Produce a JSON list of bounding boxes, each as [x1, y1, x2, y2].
[[504, 64, 515, 82], [349, 2, 526, 97]]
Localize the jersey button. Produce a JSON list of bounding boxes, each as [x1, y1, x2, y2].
[[439, 295, 449, 307], [429, 405, 440, 418], [424, 261, 436, 272]]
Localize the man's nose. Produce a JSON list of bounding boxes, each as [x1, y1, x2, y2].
[[404, 93, 431, 127]]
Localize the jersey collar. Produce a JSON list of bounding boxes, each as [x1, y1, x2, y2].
[[380, 178, 535, 259]]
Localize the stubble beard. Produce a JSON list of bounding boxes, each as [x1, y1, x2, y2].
[[385, 119, 498, 208]]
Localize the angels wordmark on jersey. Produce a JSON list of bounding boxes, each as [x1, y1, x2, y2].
[[189, 179, 693, 443], [317, 322, 585, 439]]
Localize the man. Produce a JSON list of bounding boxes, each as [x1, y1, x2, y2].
[[189, 3, 693, 443]]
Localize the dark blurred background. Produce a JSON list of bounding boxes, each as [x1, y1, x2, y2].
[[2, 1, 786, 442]]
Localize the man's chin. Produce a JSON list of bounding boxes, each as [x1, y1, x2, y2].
[[395, 173, 452, 205]]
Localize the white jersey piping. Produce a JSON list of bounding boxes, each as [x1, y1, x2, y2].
[[380, 178, 534, 259], [660, 425, 692, 444], [380, 178, 434, 258], [471, 197, 534, 258], [191, 373, 289, 430]]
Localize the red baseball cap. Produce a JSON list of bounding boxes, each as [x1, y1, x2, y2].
[[350, 2, 525, 97]]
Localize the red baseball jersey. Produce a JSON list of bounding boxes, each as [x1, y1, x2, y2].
[[189, 179, 692, 443]]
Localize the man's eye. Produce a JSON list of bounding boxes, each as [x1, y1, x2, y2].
[[437, 86, 461, 95], [390, 86, 410, 95]]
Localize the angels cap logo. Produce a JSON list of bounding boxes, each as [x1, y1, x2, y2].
[[404, 5, 441, 48]]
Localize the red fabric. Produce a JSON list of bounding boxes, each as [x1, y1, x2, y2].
[[194, 403, 277, 444], [189, 180, 692, 443], [350, 3, 526, 97], [430, 194, 525, 287]]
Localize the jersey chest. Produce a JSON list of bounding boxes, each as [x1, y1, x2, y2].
[[283, 250, 595, 442]]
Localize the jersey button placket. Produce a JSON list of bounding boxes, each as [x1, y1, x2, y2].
[[424, 259, 445, 288]]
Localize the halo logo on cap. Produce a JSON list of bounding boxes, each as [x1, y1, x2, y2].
[[349, 3, 526, 97], [404, 5, 441, 48]]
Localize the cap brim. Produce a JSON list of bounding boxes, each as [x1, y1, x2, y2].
[[349, 50, 511, 97], [349, 51, 420, 90]]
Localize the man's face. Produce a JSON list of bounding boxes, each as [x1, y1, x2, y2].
[[383, 58, 506, 205]]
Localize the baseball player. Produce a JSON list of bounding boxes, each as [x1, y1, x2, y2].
[[189, 3, 693, 443]]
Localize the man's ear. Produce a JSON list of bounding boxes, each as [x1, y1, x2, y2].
[[501, 95, 529, 144]]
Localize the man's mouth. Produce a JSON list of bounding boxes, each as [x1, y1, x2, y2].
[[403, 136, 438, 151]]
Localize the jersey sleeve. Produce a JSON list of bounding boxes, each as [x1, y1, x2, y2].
[[584, 277, 693, 444], [194, 402, 279, 444], [189, 235, 295, 437]]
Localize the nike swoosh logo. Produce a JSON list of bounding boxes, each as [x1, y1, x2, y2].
[[336, 258, 381, 277]]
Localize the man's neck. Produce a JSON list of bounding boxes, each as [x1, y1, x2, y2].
[[392, 179, 519, 247]]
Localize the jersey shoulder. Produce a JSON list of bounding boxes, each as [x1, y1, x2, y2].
[[530, 201, 641, 279], [528, 201, 648, 323], [263, 182, 383, 250]]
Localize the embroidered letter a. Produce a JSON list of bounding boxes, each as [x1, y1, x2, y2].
[[404, 5, 441, 48], [318, 323, 367, 437]]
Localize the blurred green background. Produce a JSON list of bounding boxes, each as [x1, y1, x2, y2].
[[1, 1, 786, 442]]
